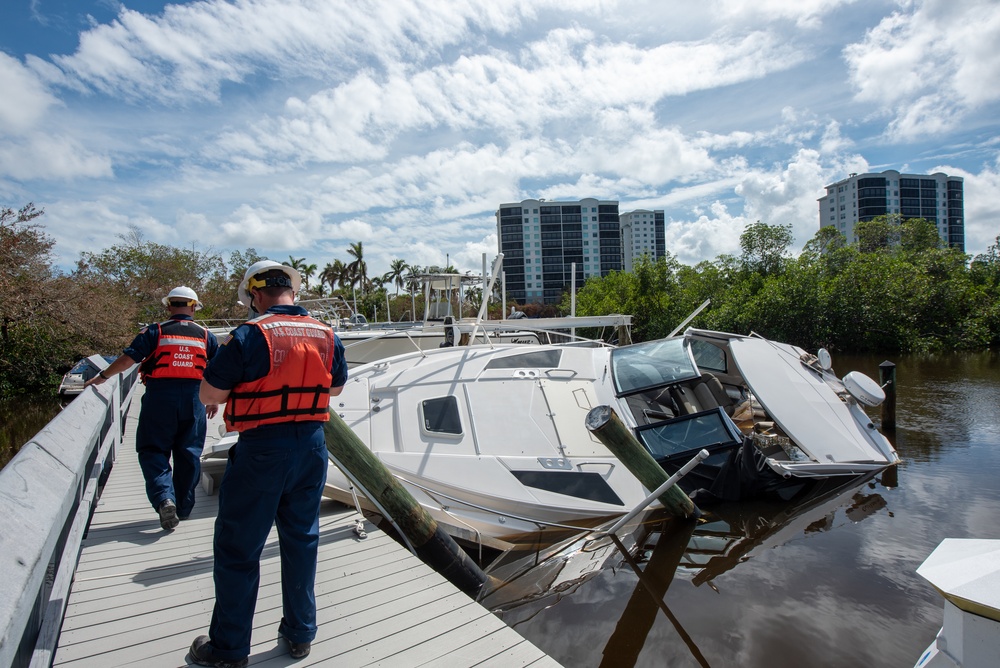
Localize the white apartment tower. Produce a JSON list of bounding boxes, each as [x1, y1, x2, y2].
[[496, 198, 622, 304], [819, 170, 965, 251], [620, 209, 666, 271]]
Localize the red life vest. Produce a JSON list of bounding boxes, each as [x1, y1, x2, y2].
[[140, 319, 210, 381], [224, 313, 335, 432]]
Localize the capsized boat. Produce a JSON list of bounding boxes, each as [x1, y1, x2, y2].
[[321, 326, 898, 549]]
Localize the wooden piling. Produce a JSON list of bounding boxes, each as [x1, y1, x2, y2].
[[585, 405, 700, 519], [879, 360, 896, 430], [322, 413, 488, 597]]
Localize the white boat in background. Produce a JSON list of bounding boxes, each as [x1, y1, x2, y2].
[[205, 255, 632, 367], [57, 354, 117, 400], [325, 264, 631, 367]]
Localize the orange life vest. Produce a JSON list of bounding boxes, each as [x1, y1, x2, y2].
[[224, 313, 335, 432], [140, 319, 210, 381]]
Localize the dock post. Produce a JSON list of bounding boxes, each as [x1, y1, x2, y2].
[[585, 405, 700, 519], [322, 413, 488, 597], [879, 360, 896, 430]]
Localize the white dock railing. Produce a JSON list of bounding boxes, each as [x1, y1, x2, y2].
[[0, 366, 139, 668]]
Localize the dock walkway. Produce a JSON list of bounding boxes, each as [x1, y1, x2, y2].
[[51, 392, 559, 667]]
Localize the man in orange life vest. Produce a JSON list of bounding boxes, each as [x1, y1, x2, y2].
[[189, 261, 347, 668], [85, 286, 219, 530]]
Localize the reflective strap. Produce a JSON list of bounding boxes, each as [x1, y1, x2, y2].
[[158, 336, 208, 349], [259, 320, 330, 332]]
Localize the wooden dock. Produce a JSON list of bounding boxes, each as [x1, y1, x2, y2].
[[50, 392, 560, 667]]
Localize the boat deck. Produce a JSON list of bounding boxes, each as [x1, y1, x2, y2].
[[52, 394, 559, 667]]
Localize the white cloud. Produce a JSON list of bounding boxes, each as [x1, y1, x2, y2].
[[944, 158, 1000, 256], [5, 0, 1000, 280], [844, 0, 1000, 140], [0, 132, 113, 180], [720, 0, 861, 29], [0, 52, 58, 133]]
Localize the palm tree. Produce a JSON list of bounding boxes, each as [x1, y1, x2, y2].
[[387, 258, 409, 297], [346, 242, 368, 295], [299, 262, 318, 290], [286, 256, 317, 290], [320, 260, 347, 294], [404, 265, 423, 295]]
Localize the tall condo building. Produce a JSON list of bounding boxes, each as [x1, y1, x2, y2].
[[497, 198, 622, 304], [819, 170, 964, 251], [620, 209, 666, 271]]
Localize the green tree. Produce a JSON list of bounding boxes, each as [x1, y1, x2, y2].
[[77, 226, 227, 323], [321, 260, 347, 294], [346, 242, 368, 294], [739, 221, 793, 277], [387, 258, 409, 296]]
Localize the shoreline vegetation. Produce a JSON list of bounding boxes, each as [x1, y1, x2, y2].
[[2, 203, 999, 466]]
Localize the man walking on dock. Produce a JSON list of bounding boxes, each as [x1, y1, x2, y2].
[[85, 286, 219, 530], [189, 261, 347, 667]]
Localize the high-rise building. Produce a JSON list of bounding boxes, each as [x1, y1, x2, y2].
[[496, 198, 622, 304], [819, 170, 964, 251], [620, 209, 666, 271]]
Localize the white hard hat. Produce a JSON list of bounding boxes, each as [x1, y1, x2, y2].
[[238, 260, 302, 307], [162, 286, 203, 311]]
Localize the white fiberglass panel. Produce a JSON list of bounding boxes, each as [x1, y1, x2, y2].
[[334, 377, 372, 450], [728, 337, 891, 464], [538, 379, 613, 457], [464, 377, 566, 458]]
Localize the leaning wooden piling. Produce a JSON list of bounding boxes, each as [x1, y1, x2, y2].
[[879, 360, 897, 430], [322, 413, 488, 597], [585, 405, 700, 519]]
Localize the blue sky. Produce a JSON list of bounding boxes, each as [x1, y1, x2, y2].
[[2, 0, 999, 279]]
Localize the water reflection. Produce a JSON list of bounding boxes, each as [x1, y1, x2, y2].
[[482, 351, 1000, 667], [482, 475, 889, 668]]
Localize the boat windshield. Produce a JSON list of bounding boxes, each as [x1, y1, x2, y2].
[[636, 408, 743, 461], [610, 338, 699, 395]]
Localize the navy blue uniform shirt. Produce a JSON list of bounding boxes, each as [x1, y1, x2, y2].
[[203, 304, 348, 392]]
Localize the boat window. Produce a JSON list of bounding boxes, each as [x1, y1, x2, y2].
[[510, 471, 624, 506], [610, 338, 699, 395], [484, 350, 562, 369], [420, 396, 463, 435], [635, 408, 743, 460], [690, 339, 727, 373]]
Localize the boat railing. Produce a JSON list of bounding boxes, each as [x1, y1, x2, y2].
[[0, 367, 139, 668], [595, 449, 710, 538]]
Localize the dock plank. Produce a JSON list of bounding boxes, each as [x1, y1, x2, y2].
[[51, 388, 560, 667]]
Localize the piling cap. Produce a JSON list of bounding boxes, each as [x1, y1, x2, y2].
[[916, 538, 1000, 623]]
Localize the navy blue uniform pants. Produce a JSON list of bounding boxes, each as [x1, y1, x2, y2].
[[135, 381, 206, 518], [208, 422, 327, 660]]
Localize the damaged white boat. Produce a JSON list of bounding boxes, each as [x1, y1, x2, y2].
[[321, 325, 899, 551], [617, 328, 900, 501]]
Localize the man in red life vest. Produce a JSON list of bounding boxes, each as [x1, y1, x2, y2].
[[189, 261, 347, 668], [85, 286, 219, 530]]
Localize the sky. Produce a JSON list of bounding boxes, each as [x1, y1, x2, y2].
[[2, 0, 999, 280]]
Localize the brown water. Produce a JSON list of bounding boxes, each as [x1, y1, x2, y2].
[[481, 351, 1000, 668]]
